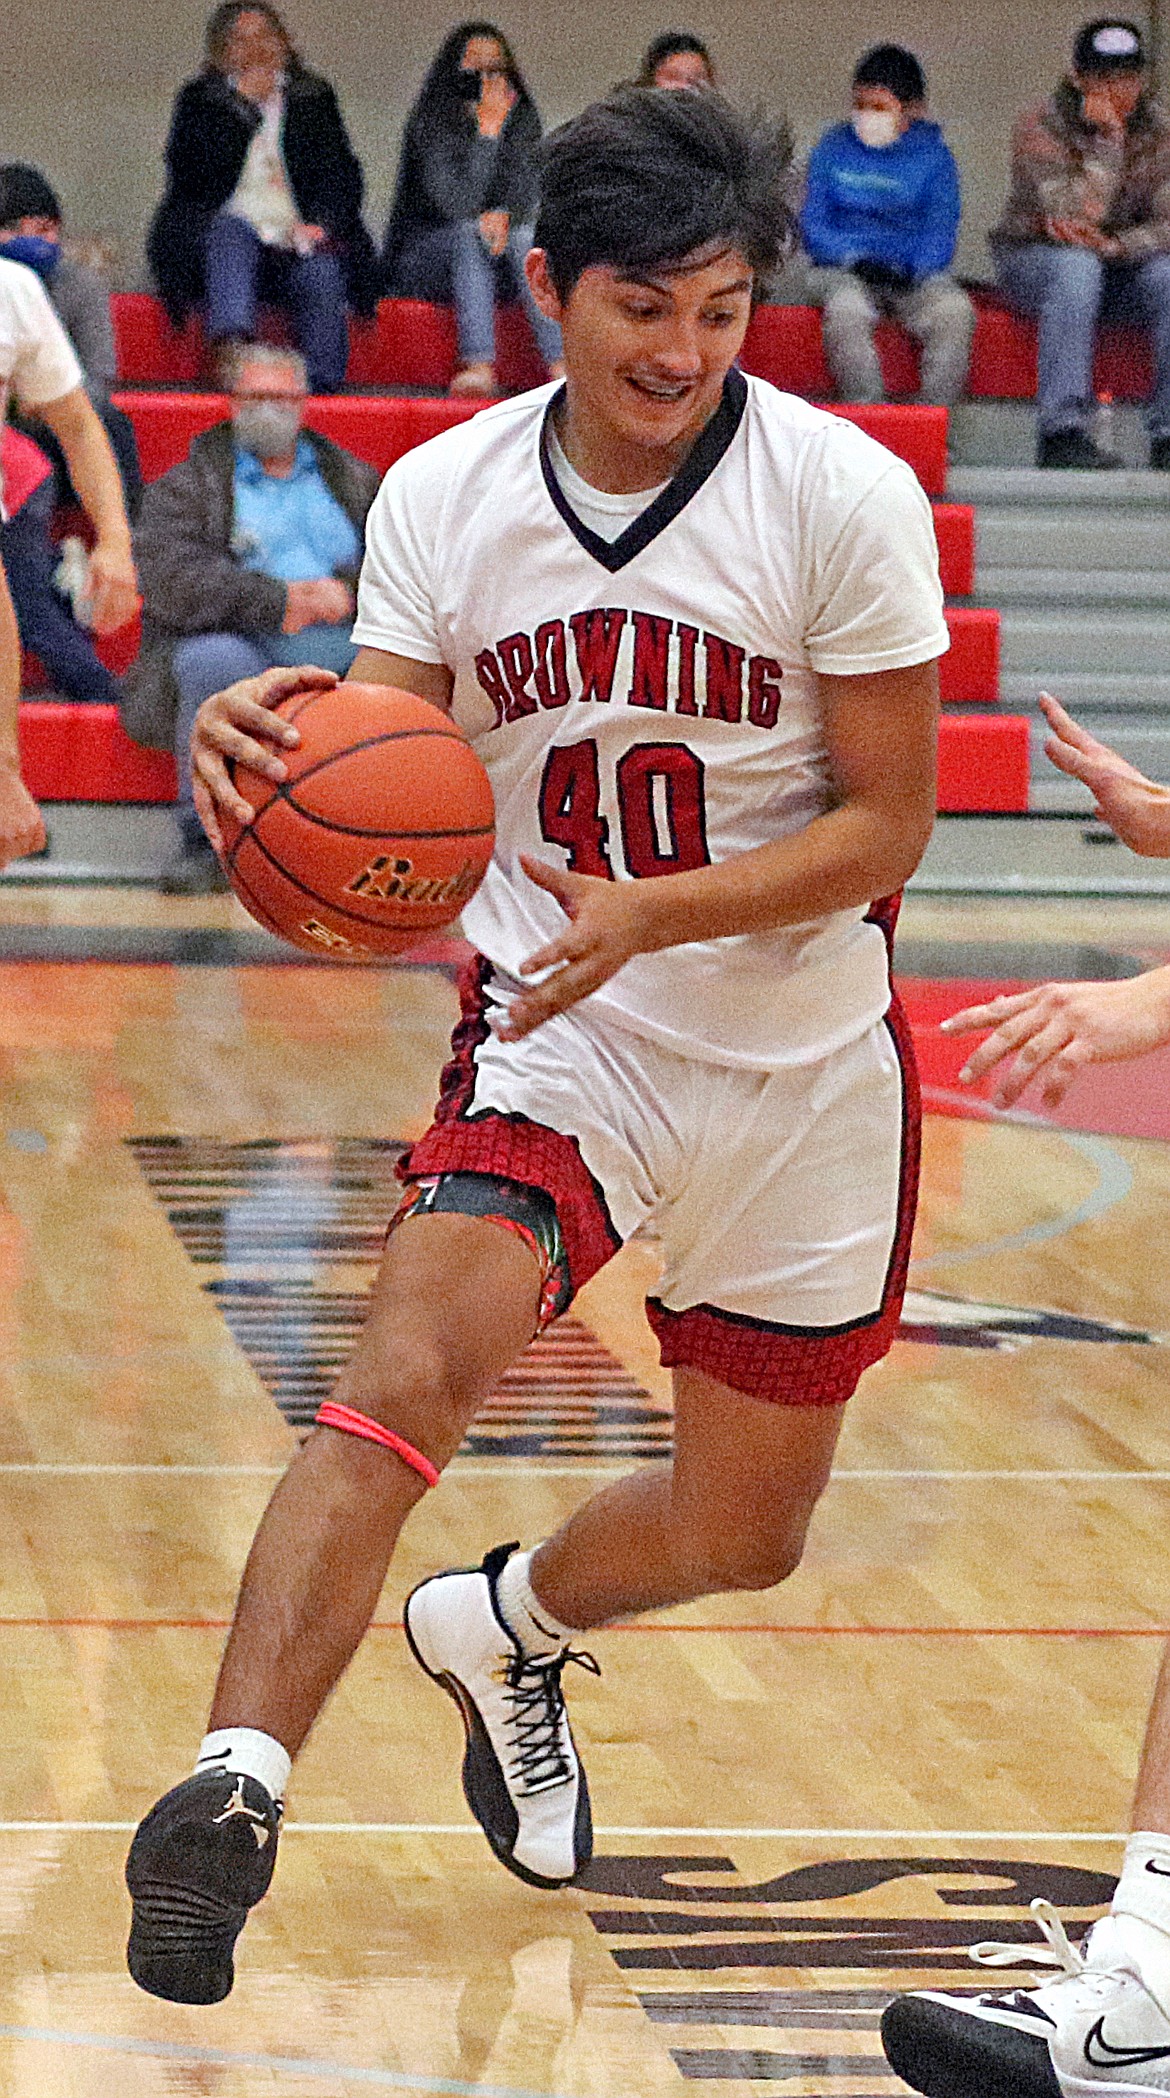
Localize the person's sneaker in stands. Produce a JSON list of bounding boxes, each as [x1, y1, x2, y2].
[[1038, 429, 1124, 470]]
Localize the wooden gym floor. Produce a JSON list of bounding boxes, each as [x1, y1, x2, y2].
[[1, 884, 1168, 2097]]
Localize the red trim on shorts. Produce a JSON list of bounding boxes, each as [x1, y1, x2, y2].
[[397, 952, 621, 1295], [645, 991, 921, 1407]]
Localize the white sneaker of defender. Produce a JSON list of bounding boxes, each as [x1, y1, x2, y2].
[[404, 1550, 596, 1889], [968, 1902, 1170, 2098]]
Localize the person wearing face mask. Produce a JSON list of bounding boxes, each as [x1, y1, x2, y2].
[[381, 21, 563, 397], [801, 45, 974, 406], [0, 164, 142, 515], [120, 344, 377, 892], [148, 2, 377, 394], [992, 18, 1170, 469]]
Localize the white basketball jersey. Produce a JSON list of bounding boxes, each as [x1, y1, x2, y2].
[[353, 373, 948, 1069]]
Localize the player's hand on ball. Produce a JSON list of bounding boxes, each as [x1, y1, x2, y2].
[[499, 856, 648, 1039], [941, 970, 1170, 1110], [1039, 692, 1170, 857], [191, 665, 338, 851]]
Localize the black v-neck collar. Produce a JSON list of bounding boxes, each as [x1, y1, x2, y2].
[[538, 368, 748, 574]]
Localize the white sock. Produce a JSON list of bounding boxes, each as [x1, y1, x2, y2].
[[1106, 1832, 1170, 2009], [496, 1547, 578, 1658], [195, 1727, 291, 1805]]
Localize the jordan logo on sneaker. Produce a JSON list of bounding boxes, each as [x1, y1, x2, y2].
[[212, 1777, 271, 1848], [1084, 2018, 1170, 2068]]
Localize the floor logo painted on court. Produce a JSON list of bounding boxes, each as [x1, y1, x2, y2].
[[580, 1852, 1116, 2083], [129, 1137, 1156, 1459]]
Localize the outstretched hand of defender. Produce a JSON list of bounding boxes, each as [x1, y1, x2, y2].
[[941, 969, 1170, 1109], [1039, 692, 1170, 857], [191, 665, 338, 852], [499, 856, 651, 1039]]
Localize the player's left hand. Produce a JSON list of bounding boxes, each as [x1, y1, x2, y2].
[[498, 856, 650, 1039], [941, 969, 1170, 1109], [85, 537, 141, 636]]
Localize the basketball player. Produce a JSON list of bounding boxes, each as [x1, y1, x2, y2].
[[0, 551, 45, 866], [125, 87, 948, 2004], [883, 694, 1170, 2098]]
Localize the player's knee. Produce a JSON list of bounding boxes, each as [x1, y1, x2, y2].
[[333, 1331, 470, 1453]]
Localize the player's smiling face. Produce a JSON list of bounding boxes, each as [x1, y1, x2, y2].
[[527, 242, 754, 486]]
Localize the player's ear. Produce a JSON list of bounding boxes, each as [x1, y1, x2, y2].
[[525, 247, 564, 324]]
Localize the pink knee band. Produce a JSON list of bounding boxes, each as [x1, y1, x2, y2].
[[314, 1403, 441, 1489]]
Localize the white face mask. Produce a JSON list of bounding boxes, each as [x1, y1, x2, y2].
[[853, 108, 901, 148]]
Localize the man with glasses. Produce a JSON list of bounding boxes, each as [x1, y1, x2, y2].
[[122, 341, 377, 892]]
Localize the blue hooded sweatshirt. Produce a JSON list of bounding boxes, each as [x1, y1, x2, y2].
[[801, 118, 962, 281]]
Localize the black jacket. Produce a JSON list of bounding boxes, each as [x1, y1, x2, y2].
[[120, 421, 379, 750], [148, 64, 379, 322], [382, 97, 544, 278]]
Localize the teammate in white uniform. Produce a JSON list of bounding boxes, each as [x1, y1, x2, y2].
[[125, 87, 947, 2003]]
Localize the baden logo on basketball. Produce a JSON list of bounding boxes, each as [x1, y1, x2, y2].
[[345, 853, 484, 909], [299, 920, 374, 958]]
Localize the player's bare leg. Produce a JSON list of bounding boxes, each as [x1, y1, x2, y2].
[[125, 1210, 543, 2003], [527, 1369, 843, 1624], [882, 1636, 1170, 2098]]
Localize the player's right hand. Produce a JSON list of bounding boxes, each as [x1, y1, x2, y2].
[[940, 969, 1170, 1109], [191, 665, 338, 852], [1039, 692, 1170, 856], [0, 761, 46, 870]]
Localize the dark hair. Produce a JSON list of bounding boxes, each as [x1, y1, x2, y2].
[[536, 87, 791, 299], [0, 163, 61, 229], [1073, 16, 1146, 72], [410, 19, 532, 126], [204, 1, 297, 72], [853, 43, 926, 107], [636, 31, 714, 87]]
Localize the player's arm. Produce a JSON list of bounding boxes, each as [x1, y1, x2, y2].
[[0, 550, 47, 869], [33, 386, 139, 634], [939, 694, 1170, 1109], [501, 657, 938, 1041], [189, 651, 452, 851]]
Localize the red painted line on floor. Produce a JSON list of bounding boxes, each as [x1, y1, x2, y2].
[[4, 1618, 1168, 1635]]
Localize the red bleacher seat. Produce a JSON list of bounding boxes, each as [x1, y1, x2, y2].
[[940, 607, 1000, 703], [18, 702, 177, 801], [937, 712, 1029, 812], [933, 504, 975, 598]]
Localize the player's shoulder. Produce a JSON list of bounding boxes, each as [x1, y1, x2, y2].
[[741, 373, 916, 491], [0, 254, 54, 320]]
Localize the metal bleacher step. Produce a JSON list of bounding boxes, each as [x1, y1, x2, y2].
[[1000, 669, 1170, 712], [949, 462, 1170, 506], [948, 400, 1153, 471], [997, 604, 1170, 677], [977, 511, 1170, 570], [976, 566, 1170, 607]]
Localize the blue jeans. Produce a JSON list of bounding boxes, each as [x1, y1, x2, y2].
[[172, 626, 356, 837], [204, 212, 350, 391], [996, 241, 1170, 437], [0, 479, 122, 706], [392, 219, 562, 368]]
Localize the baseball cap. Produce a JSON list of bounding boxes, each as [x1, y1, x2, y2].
[[1073, 18, 1147, 73]]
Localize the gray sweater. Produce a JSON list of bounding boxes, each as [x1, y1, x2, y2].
[[49, 256, 116, 398]]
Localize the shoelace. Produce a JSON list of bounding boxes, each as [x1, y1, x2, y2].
[[502, 1647, 600, 1796], [970, 1897, 1087, 1979]]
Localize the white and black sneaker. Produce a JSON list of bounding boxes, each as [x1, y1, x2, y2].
[[882, 1900, 1170, 2098], [404, 1542, 596, 1888]]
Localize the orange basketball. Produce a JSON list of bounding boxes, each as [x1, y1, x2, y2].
[[218, 684, 495, 962]]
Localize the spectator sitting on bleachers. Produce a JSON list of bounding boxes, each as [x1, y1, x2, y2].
[[801, 44, 974, 406], [381, 21, 563, 399], [121, 345, 377, 895], [634, 32, 715, 90], [0, 425, 123, 706], [992, 17, 1170, 469], [147, 2, 378, 395], [0, 163, 142, 514]]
